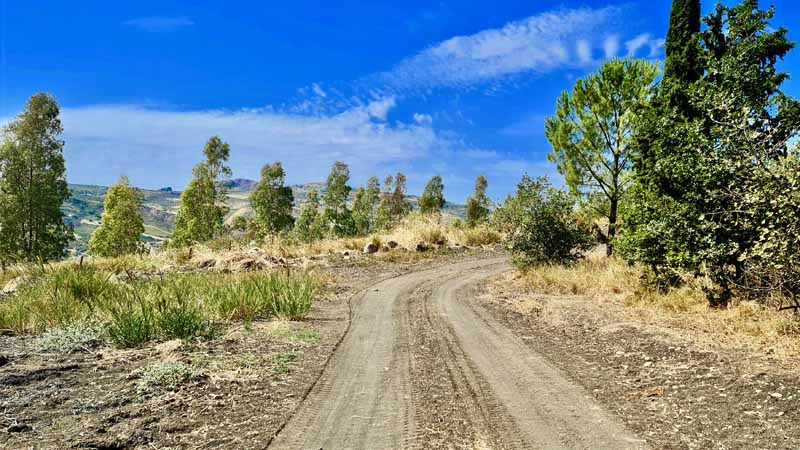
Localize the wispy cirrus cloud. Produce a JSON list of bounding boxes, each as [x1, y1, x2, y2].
[[56, 98, 455, 191], [122, 16, 194, 32], [374, 6, 662, 90]]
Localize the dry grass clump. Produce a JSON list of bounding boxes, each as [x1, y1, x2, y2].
[[514, 248, 800, 359], [518, 248, 639, 300]]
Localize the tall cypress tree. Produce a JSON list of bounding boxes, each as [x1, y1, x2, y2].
[[663, 0, 702, 84]]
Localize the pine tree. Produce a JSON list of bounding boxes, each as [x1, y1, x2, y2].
[[250, 162, 294, 236], [546, 58, 659, 255], [465, 175, 490, 227], [171, 136, 232, 247], [321, 161, 355, 237], [419, 175, 445, 215], [0, 93, 72, 262], [88, 176, 145, 257], [293, 189, 322, 242]]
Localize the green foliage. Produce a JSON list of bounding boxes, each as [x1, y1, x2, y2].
[[494, 176, 592, 268], [293, 188, 323, 243], [623, 1, 800, 306], [152, 278, 213, 340], [745, 154, 800, 298], [171, 136, 232, 247], [250, 162, 294, 236], [320, 161, 355, 237], [465, 175, 490, 227], [664, 0, 702, 83], [419, 175, 445, 215], [272, 352, 298, 374], [88, 176, 146, 257], [255, 272, 319, 320], [0, 93, 72, 262], [374, 174, 412, 230], [546, 58, 659, 255], [352, 176, 381, 236], [105, 296, 156, 348], [38, 323, 102, 353], [137, 362, 195, 396]]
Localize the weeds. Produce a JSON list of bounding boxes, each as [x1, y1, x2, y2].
[[105, 297, 156, 348], [256, 273, 319, 320], [38, 323, 101, 353], [136, 362, 195, 396], [272, 352, 298, 374], [513, 249, 800, 358]]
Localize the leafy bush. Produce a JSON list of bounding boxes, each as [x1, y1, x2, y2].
[[494, 175, 592, 268], [136, 362, 195, 396], [38, 323, 102, 353]]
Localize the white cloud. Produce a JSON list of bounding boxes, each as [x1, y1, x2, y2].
[[604, 35, 620, 59], [376, 6, 628, 89], [625, 33, 651, 56], [576, 40, 593, 64], [648, 38, 666, 58], [122, 16, 194, 32], [58, 98, 440, 189], [413, 113, 433, 125], [311, 83, 327, 98]]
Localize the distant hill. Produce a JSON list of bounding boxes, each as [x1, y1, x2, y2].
[[64, 179, 465, 253]]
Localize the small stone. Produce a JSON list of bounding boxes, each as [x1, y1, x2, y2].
[[770, 392, 783, 399], [0, 354, 8, 367], [2, 276, 29, 296], [7, 423, 31, 433], [363, 242, 379, 254], [387, 241, 399, 249]]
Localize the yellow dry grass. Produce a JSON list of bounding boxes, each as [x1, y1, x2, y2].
[[506, 248, 800, 361]]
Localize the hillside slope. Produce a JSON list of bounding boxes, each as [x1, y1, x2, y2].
[[64, 179, 466, 253]]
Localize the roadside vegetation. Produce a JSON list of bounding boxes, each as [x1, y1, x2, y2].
[[0, 262, 320, 346]]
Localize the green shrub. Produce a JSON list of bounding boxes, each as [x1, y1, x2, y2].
[[206, 278, 270, 324], [38, 323, 102, 353], [152, 278, 213, 340], [105, 296, 156, 348], [255, 273, 318, 320], [494, 175, 592, 268]]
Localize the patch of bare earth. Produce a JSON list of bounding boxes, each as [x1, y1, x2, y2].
[[0, 247, 494, 449], [480, 272, 800, 450]]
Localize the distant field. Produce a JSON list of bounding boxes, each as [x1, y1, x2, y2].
[[64, 179, 466, 254]]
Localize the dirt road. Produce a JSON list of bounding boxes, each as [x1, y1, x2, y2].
[[269, 257, 647, 450]]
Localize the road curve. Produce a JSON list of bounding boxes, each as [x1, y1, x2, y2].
[[268, 257, 646, 450]]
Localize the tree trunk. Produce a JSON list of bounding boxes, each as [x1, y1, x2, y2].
[[606, 197, 618, 257]]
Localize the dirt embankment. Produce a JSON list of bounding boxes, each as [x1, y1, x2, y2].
[[481, 274, 800, 450]]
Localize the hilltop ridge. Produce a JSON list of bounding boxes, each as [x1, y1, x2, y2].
[[64, 180, 466, 253]]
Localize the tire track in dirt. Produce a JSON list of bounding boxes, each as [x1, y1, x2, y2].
[[430, 267, 649, 449], [268, 259, 501, 449], [269, 257, 647, 449]]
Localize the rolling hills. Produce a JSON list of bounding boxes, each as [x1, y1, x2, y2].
[[63, 179, 466, 254]]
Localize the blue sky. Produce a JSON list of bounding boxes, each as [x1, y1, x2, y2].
[[2, 1, 800, 202]]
